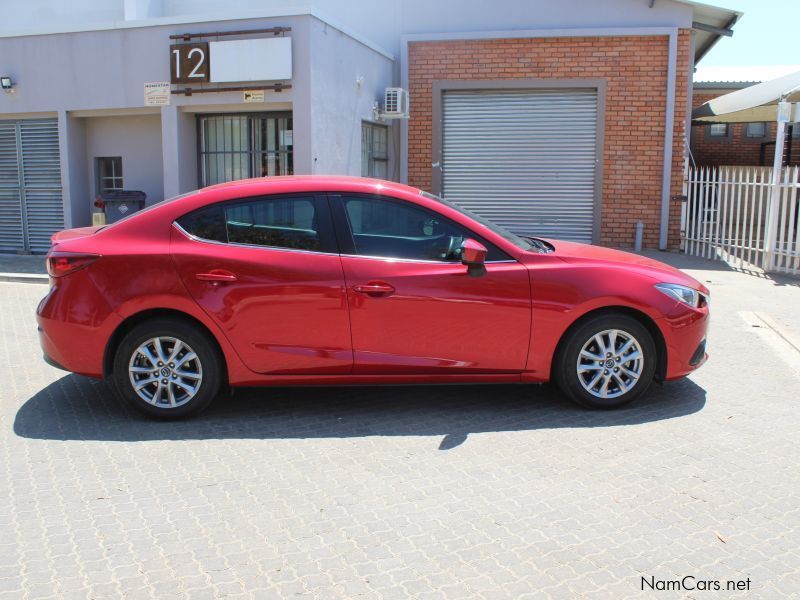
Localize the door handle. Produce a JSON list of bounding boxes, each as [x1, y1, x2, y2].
[[195, 270, 238, 283], [352, 281, 395, 296]]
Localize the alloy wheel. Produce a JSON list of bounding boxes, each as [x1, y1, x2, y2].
[[576, 329, 644, 399], [128, 336, 203, 408]]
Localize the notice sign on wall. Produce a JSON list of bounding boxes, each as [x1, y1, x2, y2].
[[144, 82, 171, 106], [243, 90, 265, 103]]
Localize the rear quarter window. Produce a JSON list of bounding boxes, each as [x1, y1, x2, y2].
[[176, 205, 227, 242]]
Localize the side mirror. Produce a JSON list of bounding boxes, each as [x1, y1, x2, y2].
[[460, 238, 487, 277]]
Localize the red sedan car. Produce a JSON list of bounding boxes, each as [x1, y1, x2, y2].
[[37, 176, 709, 418]]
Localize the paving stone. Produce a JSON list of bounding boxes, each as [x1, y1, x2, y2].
[[1, 254, 799, 598]]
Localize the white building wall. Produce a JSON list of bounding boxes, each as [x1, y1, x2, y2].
[[0, 0, 700, 238], [308, 17, 394, 176], [85, 114, 164, 204], [0, 15, 315, 227], [0, 0, 694, 42]]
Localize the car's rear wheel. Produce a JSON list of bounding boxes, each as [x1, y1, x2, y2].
[[554, 313, 656, 409], [112, 318, 222, 419]]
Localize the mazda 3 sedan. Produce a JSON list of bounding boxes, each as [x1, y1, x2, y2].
[[37, 176, 709, 418]]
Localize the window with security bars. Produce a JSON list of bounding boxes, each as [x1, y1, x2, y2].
[[96, 157, 123, 194], [198, 113, 293, 187], [361, 122, 389, 179]]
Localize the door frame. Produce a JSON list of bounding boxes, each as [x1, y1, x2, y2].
[[195, 111, 293, 188], [431, 78, 607, 244]]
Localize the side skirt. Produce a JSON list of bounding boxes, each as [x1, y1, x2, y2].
[[230, 372, 548, 387]]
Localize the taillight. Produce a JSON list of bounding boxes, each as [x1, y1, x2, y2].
[[46, 252, 100, 277]]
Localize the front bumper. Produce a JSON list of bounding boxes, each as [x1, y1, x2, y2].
[[659, 302, 710, 381]]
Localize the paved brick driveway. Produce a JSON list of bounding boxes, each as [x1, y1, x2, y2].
[[1, 253, 799, 599]]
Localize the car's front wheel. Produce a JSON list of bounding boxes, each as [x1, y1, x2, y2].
[[554, 313, 657, 409], [112, 318, 222, 419]]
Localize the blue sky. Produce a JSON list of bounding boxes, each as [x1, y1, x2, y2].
[[701, 0, 800, 66]]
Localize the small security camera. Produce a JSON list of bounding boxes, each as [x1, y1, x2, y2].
[[0, 76, 13, 93]]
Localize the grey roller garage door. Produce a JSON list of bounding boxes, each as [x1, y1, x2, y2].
[[0, 119, 63, 253], [442, 89, 598, 243]]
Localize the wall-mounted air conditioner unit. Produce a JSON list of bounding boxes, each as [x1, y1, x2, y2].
[[381, 87, 410, 119]]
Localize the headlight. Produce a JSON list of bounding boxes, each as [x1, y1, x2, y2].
[[654, 283, 705, 308]]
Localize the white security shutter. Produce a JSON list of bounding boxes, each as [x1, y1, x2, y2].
[[0, 119, 63, 252], [442, 89, 598, 243], [0, 122, 24, 252], [20, 120, 63, 252]]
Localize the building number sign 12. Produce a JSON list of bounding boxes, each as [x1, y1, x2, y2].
[[170, 42, 210, 84]]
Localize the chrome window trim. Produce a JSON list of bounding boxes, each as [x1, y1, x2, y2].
[[173, 222, 518, 265], [172, 221, 338, 257], [339, 253, 517, 265]]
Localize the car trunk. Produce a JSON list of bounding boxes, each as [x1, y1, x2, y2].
[[50, 226, 105, 245]]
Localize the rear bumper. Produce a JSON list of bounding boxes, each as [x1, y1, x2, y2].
[[36, 273, 120, 379], [41, 343, 68, 372], [659, 303, 710, 381]]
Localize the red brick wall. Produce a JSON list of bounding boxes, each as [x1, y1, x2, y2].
[[690, 90, 800, 167], [408, 31, 692, 249]]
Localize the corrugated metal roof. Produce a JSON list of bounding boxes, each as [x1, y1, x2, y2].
[[694, 65, 800, 84]]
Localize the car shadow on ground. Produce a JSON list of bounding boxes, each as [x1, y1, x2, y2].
[[14, 375, 706, 449]]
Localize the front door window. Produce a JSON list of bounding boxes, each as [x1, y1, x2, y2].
[[337, 194, 507, 262]]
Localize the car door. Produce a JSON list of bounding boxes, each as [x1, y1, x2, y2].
[[330, 193, 531, 374], [171, 193, 352, 375]]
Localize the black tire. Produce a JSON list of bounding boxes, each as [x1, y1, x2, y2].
[[554, 313, 657, 409], [112, 318, 222, 419]]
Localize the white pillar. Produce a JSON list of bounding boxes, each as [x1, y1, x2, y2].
[[160, 105, 198, 198], [56, 111, 74, 229], [57, 110, 90, 229], [160, 105, 181, 200], [763, 101, 792, 271]]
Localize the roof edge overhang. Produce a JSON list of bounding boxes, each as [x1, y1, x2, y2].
[[693, 11, 741, 63], [0, 7, 395, 61], [670, 0, 743, 64]]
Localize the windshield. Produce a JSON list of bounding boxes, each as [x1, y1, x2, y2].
[[421, 191, 534, 251]]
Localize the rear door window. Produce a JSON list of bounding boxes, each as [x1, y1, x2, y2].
[[177, 195, 334, 252], [225, 196, 320, 251]]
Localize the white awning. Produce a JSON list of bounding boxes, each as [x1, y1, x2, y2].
[[693, 69, 800, 123]]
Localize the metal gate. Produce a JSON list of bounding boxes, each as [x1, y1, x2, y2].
[[441, 89, 599, 243], [682, 165, 800, 275], [0, 119, 63, 253]]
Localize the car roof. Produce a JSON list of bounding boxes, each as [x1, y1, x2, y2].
[[199, 175, 424, 200], [96, 175, 528, 261]]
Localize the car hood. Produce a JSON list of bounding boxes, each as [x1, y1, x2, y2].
[[539, 239, 708, 294]]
